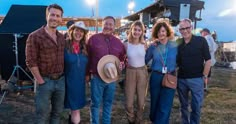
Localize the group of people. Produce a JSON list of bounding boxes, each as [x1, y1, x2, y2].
[[25, 3, 215, 124]]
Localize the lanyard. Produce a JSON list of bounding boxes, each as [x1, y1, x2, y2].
[[157, 42, 168, 67]]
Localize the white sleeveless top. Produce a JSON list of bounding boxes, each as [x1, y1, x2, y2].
[[127, 42, 146, 67]]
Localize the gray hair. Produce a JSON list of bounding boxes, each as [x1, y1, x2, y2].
[[179, 18, 192, 25]]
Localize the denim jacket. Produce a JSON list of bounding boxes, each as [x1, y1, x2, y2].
[[145, 41, 177, 72]]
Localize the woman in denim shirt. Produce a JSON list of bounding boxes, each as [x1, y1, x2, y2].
[[145, 19, 177, 124], [64, 21, 89, 124]]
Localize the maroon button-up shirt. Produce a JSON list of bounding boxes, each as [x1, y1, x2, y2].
[[87, 33, 126, 75], [25, 26, 65, 75]]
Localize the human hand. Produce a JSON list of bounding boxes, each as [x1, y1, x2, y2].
[[36, 79, 45, 85], [86, 75, 90, 83], [203, 77, 208, 85], [119, 62, 125, 71]]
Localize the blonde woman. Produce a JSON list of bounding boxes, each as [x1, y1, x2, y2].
[[125, 20, 148, 124]]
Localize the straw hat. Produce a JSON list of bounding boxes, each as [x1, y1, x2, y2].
[[97, 55, 120, 83]]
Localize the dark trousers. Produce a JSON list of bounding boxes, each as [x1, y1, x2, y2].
[[35, 76, 65, 124], [149, 72, 175, 124]]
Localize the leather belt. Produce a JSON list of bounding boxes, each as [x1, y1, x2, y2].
[[42, 73, 64, 80], [127, 65, 146, 70]]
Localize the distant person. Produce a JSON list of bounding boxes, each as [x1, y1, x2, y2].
[[64, 21, 89, 124], [201, 28, 218, 89], [87, 16, 126, 124], [145, 19, 177, 124], [64, 20, 75, 39], [201, 28, 218, 67], [144, 25, 148, 40], [211, 30, 218, 42], [177, 18, 211, 124], [25, 4, 65, 124], [124, 21, 148, 124], [123, 30, 129, 43]]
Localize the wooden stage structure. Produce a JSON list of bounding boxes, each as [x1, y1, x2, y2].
[[0, 16, 121, 29]]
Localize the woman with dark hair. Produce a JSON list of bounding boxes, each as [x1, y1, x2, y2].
[[145, 19, 177, 124], [64, 21, 89, 124], [124, 20, 148, 124]]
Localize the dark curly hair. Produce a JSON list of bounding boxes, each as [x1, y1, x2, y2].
[[151, 19, 174, 40]]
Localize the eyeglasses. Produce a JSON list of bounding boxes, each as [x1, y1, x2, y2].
[[179, 26, 191, 31]]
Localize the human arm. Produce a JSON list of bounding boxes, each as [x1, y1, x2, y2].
[[119, 42, 127, 70], [202, 37, 212, 83], [145, 44, 154, 65], [85, 37, 92, 82], [25, 34, 44, 84], [203, 59, 211, 84], [29, 67, 45, 84]]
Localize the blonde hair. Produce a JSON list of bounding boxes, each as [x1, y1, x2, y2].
[[128, 20, 145, 44]]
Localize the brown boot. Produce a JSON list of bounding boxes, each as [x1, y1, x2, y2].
[[126, 107, 135, 124]]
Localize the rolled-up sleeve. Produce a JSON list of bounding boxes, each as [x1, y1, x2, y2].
[[25, 34, 39, 68]]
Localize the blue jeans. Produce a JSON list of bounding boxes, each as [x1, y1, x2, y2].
[[35, 76, 65, 124], [90, 75, 116, 124], [149, 72, 175, 124], [177, 78, 204, 124]]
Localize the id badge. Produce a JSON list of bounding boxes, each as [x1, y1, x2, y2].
[[162, 67, 167, 73]]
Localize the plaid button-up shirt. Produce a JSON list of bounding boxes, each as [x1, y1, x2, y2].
[[25, 26, 65, 75]]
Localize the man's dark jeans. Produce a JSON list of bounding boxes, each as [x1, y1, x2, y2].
[[35, 76, 65, 124]]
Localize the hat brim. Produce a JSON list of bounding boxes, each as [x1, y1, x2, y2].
[[75, 26, 89, 33], [97, 55, 120, 83], [69, 24, 89, 33]]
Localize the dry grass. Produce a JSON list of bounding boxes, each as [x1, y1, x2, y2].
[[0, 67, 236, 124]]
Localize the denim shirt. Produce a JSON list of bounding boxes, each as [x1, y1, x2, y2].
[[145, 41, 177, 72]]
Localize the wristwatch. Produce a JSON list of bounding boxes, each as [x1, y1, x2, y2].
[[203, 75, 208, 79]]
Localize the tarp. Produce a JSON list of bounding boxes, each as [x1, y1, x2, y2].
[[0, 5, 47, 34], [0, 5, 47, 79]]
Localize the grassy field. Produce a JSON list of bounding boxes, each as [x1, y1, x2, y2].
[[0, 67, 236, 124]]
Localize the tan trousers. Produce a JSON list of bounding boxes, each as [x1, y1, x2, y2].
[[125, 66, 148, 123]]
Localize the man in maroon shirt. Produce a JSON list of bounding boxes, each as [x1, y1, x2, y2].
[[87, 16, 126, 124], [25, 4, 65, 124]]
